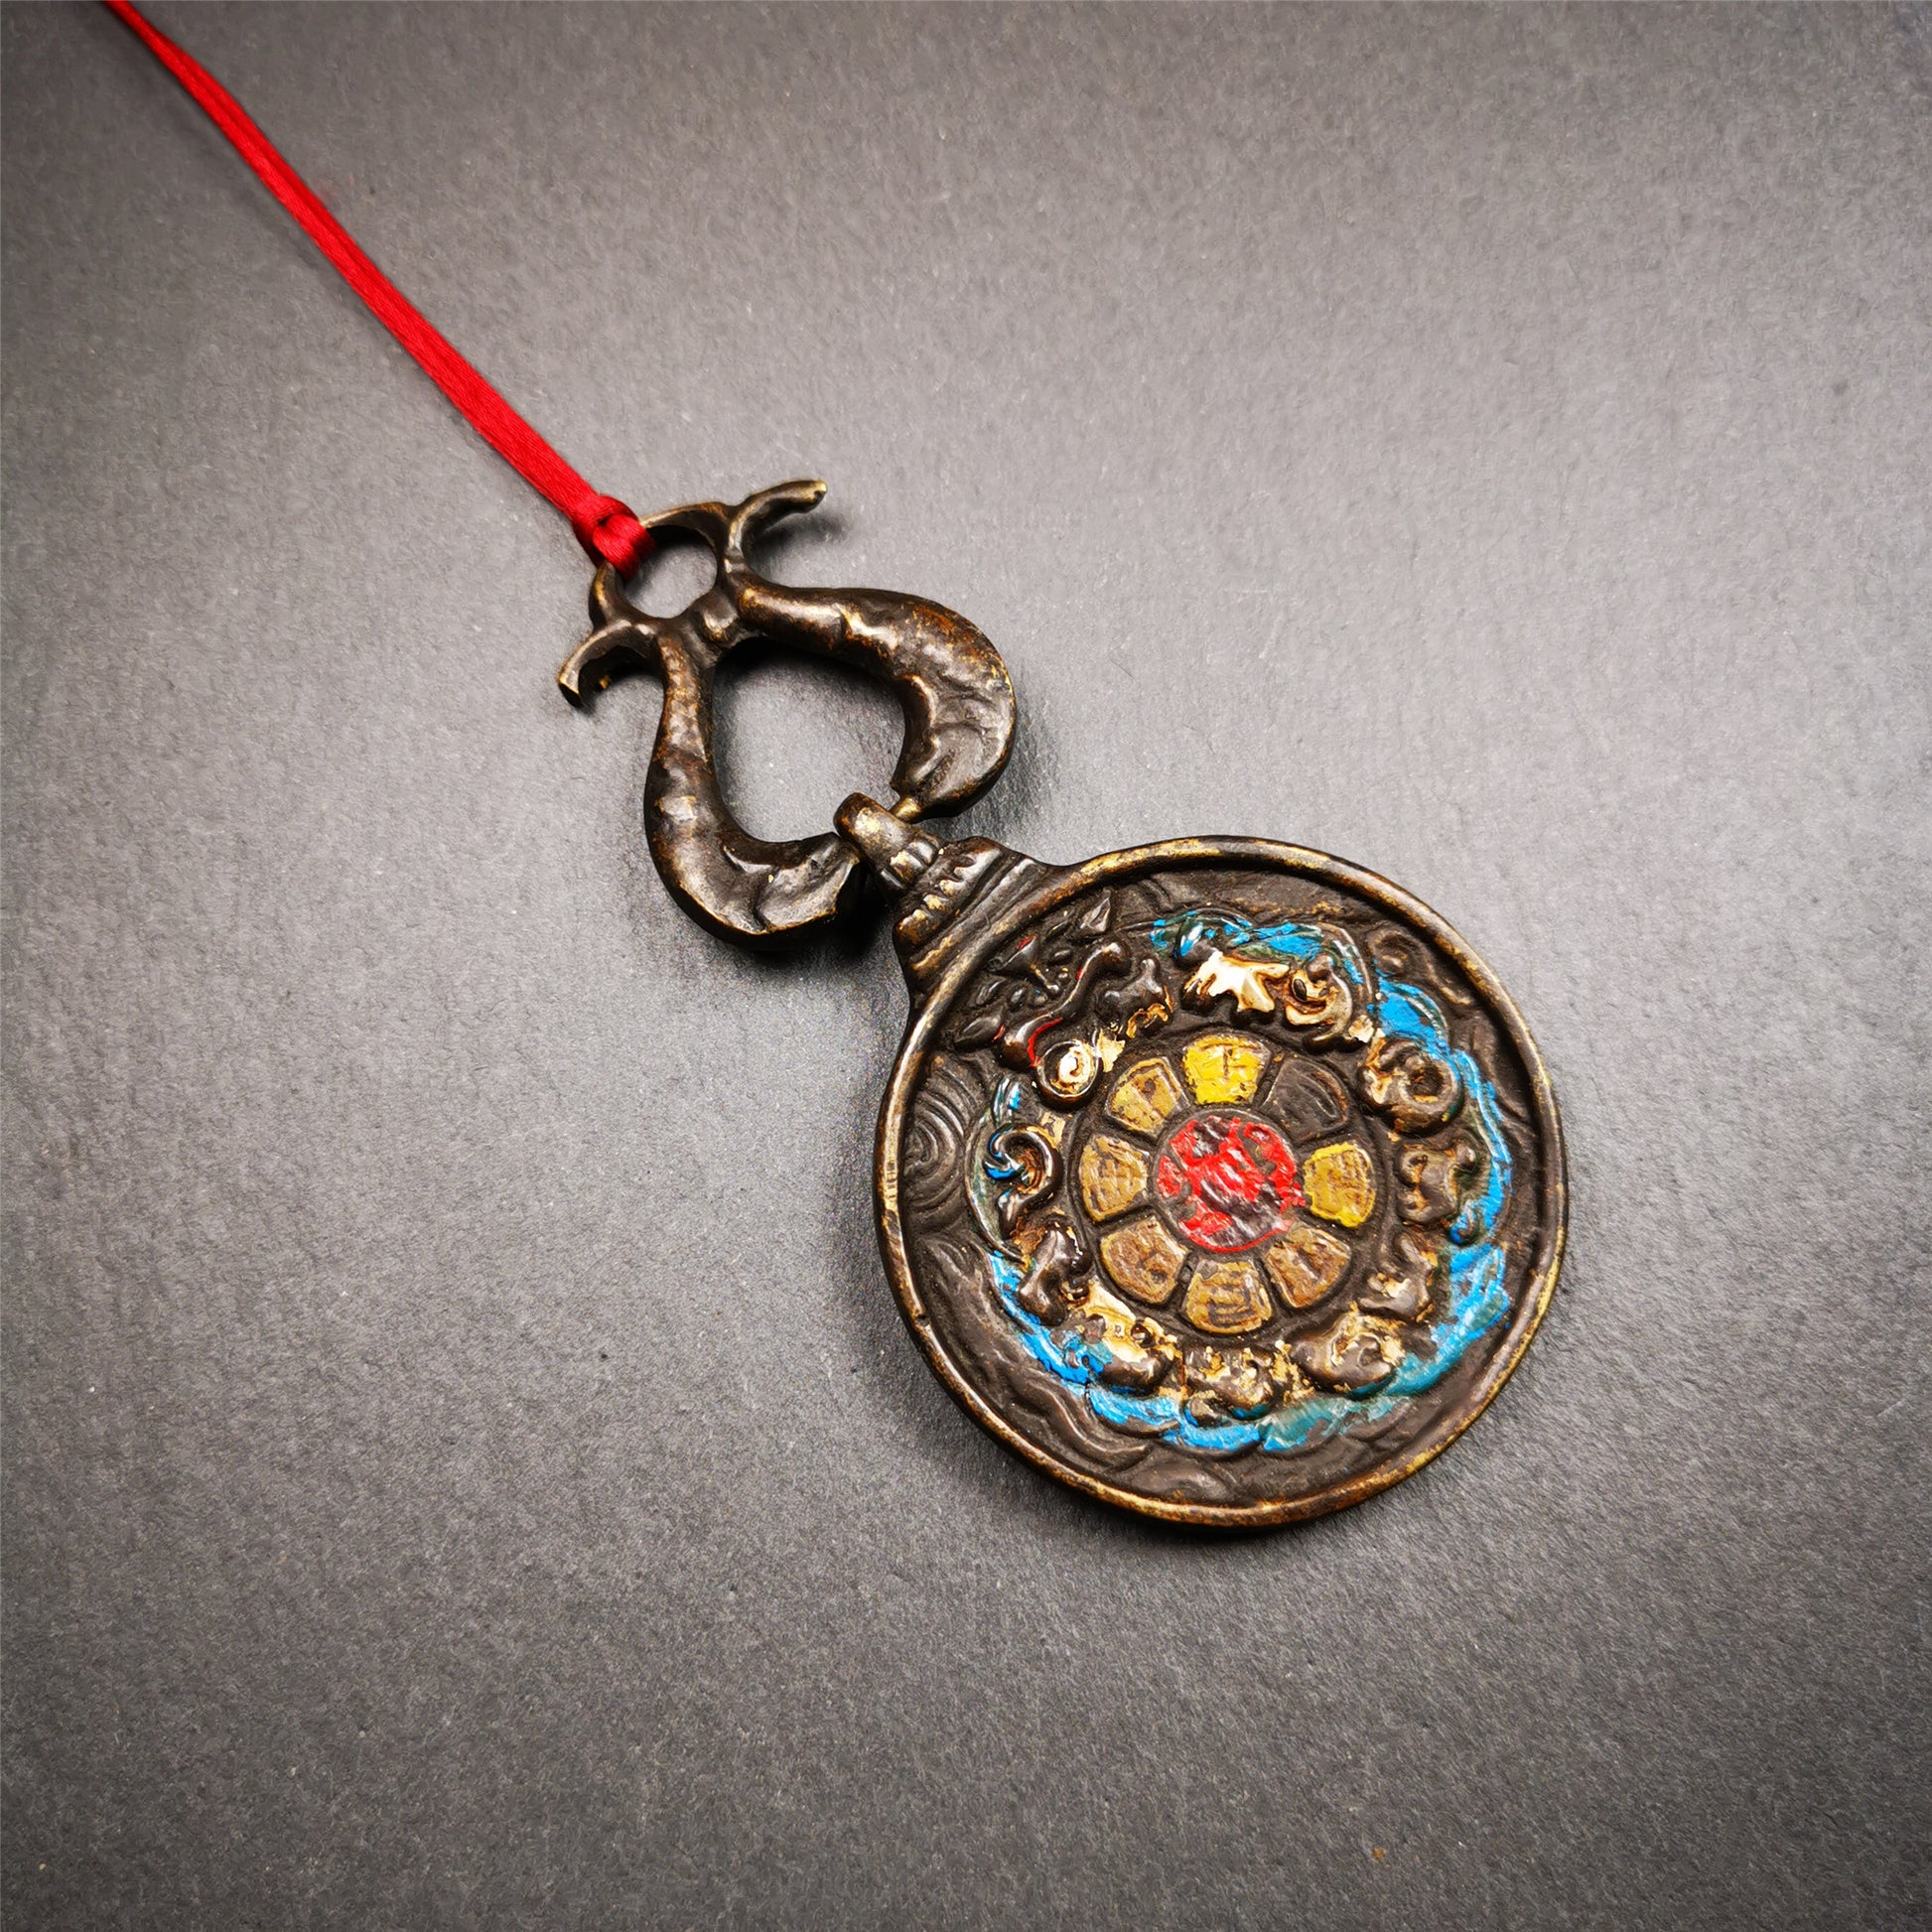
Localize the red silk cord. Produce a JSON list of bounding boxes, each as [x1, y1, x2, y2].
[[103, 0, 651, 577]]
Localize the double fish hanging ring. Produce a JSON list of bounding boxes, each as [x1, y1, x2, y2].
[[557, 479, 1015, 945]]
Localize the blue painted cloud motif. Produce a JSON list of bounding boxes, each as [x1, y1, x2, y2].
[[973, 910, 1518, 1459]]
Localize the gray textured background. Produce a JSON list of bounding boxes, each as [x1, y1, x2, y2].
[[4, 4, 1928, 1926]]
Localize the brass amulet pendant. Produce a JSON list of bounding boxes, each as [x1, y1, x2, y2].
[[562, 482, 1566, 1527]]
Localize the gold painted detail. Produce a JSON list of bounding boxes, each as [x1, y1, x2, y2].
[[1033, 1023, 1133, 1104], [1106, 1057, 1184, 1137], [1181, 1258, 1274, 1335], [1036, 1035, 1101, 1102], [1302, 1142, 1377, 1228], [1183, 950, 1287, 1015], [1395, 1137, 1482, 1225], [1262, 1221, 1352, 1310], [1180, 1034, 1270, 1106], [1359, 1030, 1461, 1134], [1290, 1309, 1403, 1395], [1079, 1135, 1151, 1223], [1271, 954, 1374, 1045], [1063, 1281, 1183, 1395], [1183, 1344, 1290, 1421], [1359, 1228, 1441, 1322], [1099, 1215, 1190, 1306], [1182, 945, 1373, 1047]]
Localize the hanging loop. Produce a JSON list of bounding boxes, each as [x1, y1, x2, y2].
[[558, 481, 1015, 946]]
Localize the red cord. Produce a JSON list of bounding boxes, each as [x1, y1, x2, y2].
[[102, 0, 650, 577]]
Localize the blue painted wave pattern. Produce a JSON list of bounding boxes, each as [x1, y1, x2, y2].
[[978, 913, 1516, 1458]]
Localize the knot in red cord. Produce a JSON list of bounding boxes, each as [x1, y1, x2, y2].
[[572, 495, 652, 579]]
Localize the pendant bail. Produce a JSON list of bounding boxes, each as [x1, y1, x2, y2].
[[558, 481, 1016, 948], [834, 794, 941, 888]]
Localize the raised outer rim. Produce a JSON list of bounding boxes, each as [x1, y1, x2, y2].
[[874, 837, 1568, 1528]]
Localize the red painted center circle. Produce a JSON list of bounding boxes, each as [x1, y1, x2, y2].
[[1154, 1109, 1305, 1253]]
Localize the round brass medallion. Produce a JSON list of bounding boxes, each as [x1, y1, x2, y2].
[[877, 838, 1565, 1527]]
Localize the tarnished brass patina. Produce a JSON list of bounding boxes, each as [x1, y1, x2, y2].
[[562, 482, 1565, 1525], [843, 806, 1564, 1526], [559, 480, 1013, 944]]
